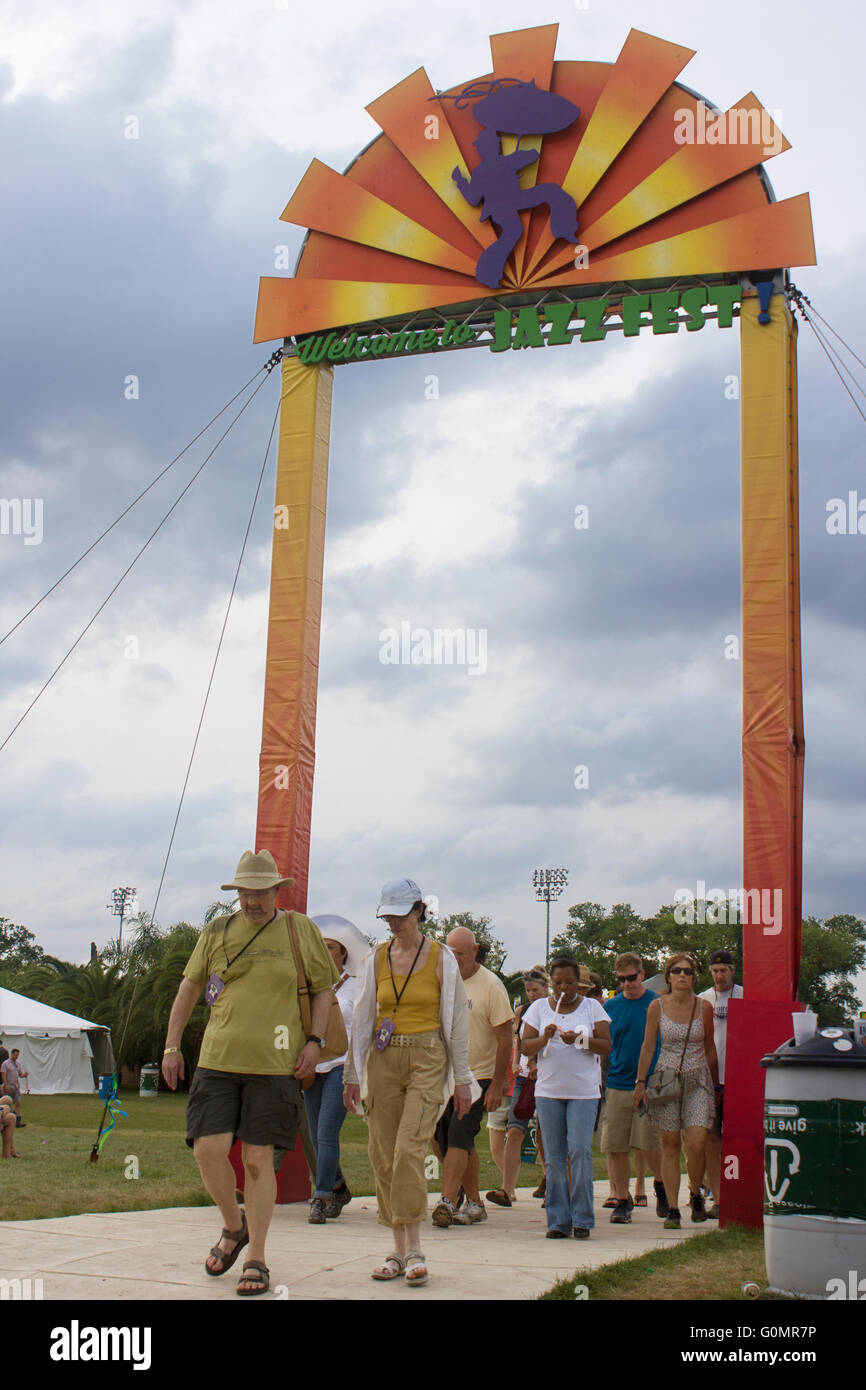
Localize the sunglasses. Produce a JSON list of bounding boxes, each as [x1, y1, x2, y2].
[[523, 971, 547, 982], [617, 972, 639, 983], [669, 966, 695, 976]]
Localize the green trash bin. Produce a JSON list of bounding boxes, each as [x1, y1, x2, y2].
[[761, 1026, 866, 1298], [139, 1064, 160, 1098]]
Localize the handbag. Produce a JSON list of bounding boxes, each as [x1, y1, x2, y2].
[[286, 914, 348, 1086], [512, 1076, 536, 1121], [644, 998, 697, 1115]]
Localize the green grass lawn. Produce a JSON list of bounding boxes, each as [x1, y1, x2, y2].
[[540, 1226, 792, 1301], [1, 1091, 561, 1221]]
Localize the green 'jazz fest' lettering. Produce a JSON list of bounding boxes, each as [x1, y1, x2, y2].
[[295, 287, 743, 365]]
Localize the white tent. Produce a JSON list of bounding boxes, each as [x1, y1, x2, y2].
[[0, 987, 114, 1094]]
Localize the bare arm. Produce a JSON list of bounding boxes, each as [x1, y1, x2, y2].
[[161, 977, 203, 1089], [294, 989, 336, 1080], [521, 1022, 557, 1057], [632, 1000, 660, 1108], [485, 1021, 513, 1110]]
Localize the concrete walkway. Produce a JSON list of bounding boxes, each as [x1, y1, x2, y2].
[[4, 1182, 707, 1301]]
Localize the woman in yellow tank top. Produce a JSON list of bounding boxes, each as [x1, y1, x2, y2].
[[343, 877, 473, 1288]]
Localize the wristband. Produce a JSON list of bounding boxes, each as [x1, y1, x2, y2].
[[636, 1078, 647, 1085], [306, 1035, 324, 1047], [163, 1047, 180, 1055]]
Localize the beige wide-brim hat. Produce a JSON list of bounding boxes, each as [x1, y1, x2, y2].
[[221, 849, 294, 892]]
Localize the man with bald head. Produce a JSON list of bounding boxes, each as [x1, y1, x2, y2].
[[431, 927, 513, 1227]]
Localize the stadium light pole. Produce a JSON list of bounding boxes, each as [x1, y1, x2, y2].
[[108, 886, 136, 953], [532, 868, 569, 964]]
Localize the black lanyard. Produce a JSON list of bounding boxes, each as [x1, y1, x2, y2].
[[221, 911, 275, 975], [387, 935, 426, 1013]]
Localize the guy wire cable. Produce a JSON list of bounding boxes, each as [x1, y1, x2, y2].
[[91, 389, 283, 1159], [788, 287, 866, 375], [0, 354, 282, 756], [0, 351, 282, 648], [788, 286, 866, 427]]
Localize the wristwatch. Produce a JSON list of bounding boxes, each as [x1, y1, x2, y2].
[[306, 1035, 324, 1047]]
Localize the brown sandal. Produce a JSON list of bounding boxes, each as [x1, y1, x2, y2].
[[236, 1259, 269, 1296], [205, 1211, 248, 1276]]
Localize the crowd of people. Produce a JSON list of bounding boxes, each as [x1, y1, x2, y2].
[[161, 850, 741, 1293]]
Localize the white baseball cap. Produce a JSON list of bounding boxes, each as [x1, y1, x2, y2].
[[376, 877, 423, 918]]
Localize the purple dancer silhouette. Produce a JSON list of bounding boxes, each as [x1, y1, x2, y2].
[[443, 79, 581, 289]]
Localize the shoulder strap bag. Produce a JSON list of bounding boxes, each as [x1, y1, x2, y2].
[[286, 913, 349, 1073], [644, 998, 697, 1117]]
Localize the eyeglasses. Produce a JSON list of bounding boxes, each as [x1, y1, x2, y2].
[[617, 972, 639, 983], [669, 966, 695, 976]]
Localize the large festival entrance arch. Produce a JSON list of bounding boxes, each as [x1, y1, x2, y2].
[[252, 25, 816, 1227]]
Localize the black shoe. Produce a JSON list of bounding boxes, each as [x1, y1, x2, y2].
[[308, 1198, 328, 1225], [654, 1180, 670, 1220], [573, 1228, 590, 1239], [664, 1208, 681, 1229], [15, 1119, 25, 1128], [546, 1228, 569, 1239], [689, 1191, 708, 1223], [532, 1177, 546, 1199], [325, 1184, 352, 1218], [610, 1199, 632, 1224]]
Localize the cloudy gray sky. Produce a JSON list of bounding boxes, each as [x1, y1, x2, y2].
[[1, 0, 864, 1001]]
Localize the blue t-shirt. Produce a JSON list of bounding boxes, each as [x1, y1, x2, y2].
[[605, 989, 659, 1090]]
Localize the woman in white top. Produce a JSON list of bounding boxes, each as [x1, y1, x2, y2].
[[520, 956, 611, 1239], [305, 916, 368, 1225]]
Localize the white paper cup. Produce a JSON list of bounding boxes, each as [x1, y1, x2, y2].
[[792, 1011, 817, 1045]]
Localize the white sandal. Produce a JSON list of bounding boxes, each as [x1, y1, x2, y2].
[[371, 1252, 405, 1281], [405, 1250, 429, 1286]]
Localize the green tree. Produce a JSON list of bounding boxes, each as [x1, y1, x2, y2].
[[798, 914, 866, 1026], [0, 917, 44, 971], [647, 903, 742, 994], [426, 911, 508, 972], [550, 902, 662, 989]]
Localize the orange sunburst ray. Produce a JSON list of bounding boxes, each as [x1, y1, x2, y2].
[[536, 94, 791, 277], [524, 28, 695, 283], [281, 159, 479, 278]]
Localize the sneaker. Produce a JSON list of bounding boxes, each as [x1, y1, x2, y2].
[[664, 1208, 681, 1229], [707, 1203, 720, 1220], [654, 1180, 670, 1220], [610, 1199, 632, 1224], [431, 1197, 455, 1228], [452, 1198, 487, 1225], [308, 1198, 328, 1225], [325, 1184, 352, 1218], [689, 1192, 708, 1223]]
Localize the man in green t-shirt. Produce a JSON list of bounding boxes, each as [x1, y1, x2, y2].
[[162, 849, 338, 1296]]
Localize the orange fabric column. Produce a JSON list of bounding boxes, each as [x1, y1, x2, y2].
[[739, 292, 803, 999], [721, 291, 805, 1230], [255, 354, 333, 912]]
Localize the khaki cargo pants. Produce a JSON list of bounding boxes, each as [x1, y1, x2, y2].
[[365, 1032, 446, 1228]]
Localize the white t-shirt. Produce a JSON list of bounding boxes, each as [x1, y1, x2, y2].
[[316, 975, 356, 1074], [698, 984, 743, 1084], [522, 995, 610, 1099]]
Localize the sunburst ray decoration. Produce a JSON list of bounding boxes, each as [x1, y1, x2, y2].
[[254, 24, 815, 343]]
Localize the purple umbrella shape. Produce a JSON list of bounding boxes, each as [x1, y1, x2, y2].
[[472, 80, 580, 138]]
